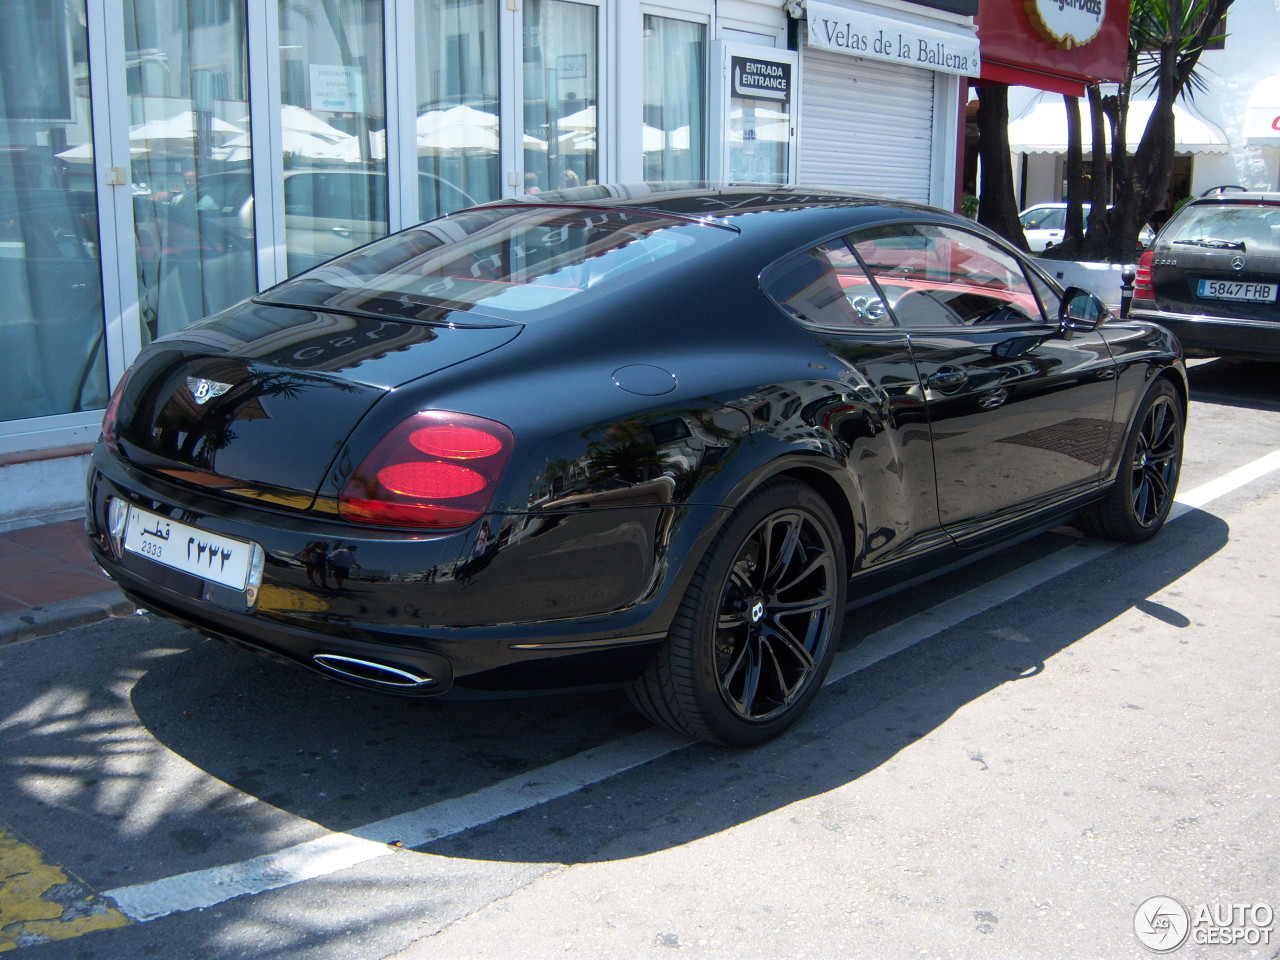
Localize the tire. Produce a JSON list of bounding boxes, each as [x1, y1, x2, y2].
[[1079, 378, 1184, 543], [628, 479, 847, 747]]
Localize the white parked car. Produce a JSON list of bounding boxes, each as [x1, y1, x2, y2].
[[1019, 203, 1154, 252]]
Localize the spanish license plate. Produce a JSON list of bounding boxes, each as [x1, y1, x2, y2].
[[122, 505, 255, 591], [1196, 279, 1278, 302]]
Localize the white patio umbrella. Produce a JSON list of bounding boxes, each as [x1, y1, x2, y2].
[[418, 121, 502, 153], [120, 110, 243, 161], [416, 103, 500, 135], [215, 127, 359, 162], [556, 105, 597, 133], [275, 104, 353, 142], [128, 110, 243, 145], [556, 130, 595, 154], [56, 142, 147, 164]]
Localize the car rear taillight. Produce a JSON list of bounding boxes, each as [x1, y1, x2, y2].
[[1133, 250, 1155, 301], [101, 374, 129, 455], [339, 411, 513, 528]]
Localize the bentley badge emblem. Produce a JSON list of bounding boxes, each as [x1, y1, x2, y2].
[[1231, 255, 1246, 272], [186, 377, 233, 405]]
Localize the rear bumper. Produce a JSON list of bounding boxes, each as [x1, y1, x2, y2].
[[1129, 308, 1280, 361], [86, 445, 711, 697]]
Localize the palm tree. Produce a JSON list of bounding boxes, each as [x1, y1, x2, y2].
[[1054, 0, 1234, 261]]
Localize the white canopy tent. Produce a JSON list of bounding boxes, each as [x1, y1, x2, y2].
[[1008, 94, 1229, 155]]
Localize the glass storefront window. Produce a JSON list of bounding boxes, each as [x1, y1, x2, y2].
[[415, 0, 501, 220], [643, 16, 705, 181], [125, 0, 256, 343], [524, 0, 597, 194], [0, 0, 107, 423], [279, 0, 386, 275], [729, 93, 790, 183]]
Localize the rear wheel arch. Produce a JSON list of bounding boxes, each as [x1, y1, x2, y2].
[[772, 464, 860, 579], [1159, 365, 1189, 417], [710, 454, 862, 578]]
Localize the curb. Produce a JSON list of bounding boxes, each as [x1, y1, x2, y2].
[[0, 590, 136, 647]]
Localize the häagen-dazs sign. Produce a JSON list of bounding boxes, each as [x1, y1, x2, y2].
[[805, 1, 980, 77], [1026, 0, 1107, 47]]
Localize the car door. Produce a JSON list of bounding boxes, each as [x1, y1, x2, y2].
[[284, 171, 388, 273], [1021, 206, 1066, 251], [760, 240, 940, 566], [847, 221, 1119, 546]]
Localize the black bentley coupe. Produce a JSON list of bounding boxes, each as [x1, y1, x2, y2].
[[86, 183, 1186, 746]]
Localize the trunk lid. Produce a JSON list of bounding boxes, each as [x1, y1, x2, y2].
[[113, 301, 521, 502], [1151, 246, 1280, 322]]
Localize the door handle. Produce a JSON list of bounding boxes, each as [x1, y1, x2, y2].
[[927, 369, 968, 389], [332, 225, 351, 238]]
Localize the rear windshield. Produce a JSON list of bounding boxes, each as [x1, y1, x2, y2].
[[1165, 202, 1280, 255], [257, 205, 736, 323]]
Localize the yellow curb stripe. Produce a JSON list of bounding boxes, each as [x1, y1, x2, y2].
[[0, 827, 129, 952]]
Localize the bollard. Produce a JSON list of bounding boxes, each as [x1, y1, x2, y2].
[[1120, 264, 1136, 318]]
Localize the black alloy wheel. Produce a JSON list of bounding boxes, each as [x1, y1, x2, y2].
[[628, 479, 847, 746], [1129, 392, 1182, 528], [1079, 378, 1184, 543]]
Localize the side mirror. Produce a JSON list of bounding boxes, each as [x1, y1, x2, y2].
[[1058, 286, 1110, 335]]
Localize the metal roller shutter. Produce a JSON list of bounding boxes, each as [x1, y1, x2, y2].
[[799, 47, 935, 203]]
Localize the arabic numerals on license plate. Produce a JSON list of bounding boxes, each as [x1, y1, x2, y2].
[[138, 538, 164, 560]]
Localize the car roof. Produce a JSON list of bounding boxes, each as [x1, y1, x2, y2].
[[1188, 191, 1280, 205], [475, 182, 956, 248], [1020, 202, 1098, 211], [489, 181, 928, 216]]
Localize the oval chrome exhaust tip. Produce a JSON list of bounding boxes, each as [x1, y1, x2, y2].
[[312, 653, 437, 689]]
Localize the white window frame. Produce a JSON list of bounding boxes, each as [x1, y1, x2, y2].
[[503, 0, 611, 195], [619, 4, 713, 183], [708, 40, 800, 184]]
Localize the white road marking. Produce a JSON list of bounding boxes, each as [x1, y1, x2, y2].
[[106, 729, 688, 921], [1173, 448, 1280, 509], [103, 449, 1280, 922]]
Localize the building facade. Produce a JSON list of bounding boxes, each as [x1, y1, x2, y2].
[[1, 0, 990, 525]]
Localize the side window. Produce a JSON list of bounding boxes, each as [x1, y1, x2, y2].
[[1027, 266, 1063, 322], [762, 242, 893, 330], [848, 223, 1048, 328]]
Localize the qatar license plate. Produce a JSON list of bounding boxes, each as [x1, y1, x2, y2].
[[1196, 279, 1278, 302], [122, 505, 255, 591]]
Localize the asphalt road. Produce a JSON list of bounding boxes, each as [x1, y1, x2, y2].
[[2, 359, 1277, 960]]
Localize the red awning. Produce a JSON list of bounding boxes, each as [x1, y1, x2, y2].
[[978, 61, 1085, 98]]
